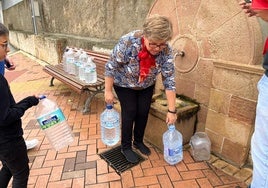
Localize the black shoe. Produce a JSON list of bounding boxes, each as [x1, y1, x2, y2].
[[121, 149, 139, 163], [133, 141, 151, 155]]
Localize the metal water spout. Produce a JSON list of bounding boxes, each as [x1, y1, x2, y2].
[[174, 50, 185, 58]]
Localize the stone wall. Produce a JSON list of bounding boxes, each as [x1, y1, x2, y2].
[[206, 61, 263, 166], [4, 0, 154, 40]]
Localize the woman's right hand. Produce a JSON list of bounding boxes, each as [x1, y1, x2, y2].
[[239, 0, 257, 17], [104, 90, 116, 104]]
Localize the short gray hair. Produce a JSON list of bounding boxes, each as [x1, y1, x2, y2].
[[143, 14, 173, 41], [0, 23, 9, 36]]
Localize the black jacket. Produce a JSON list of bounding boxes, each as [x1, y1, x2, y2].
[[0, 74, 39, 143]]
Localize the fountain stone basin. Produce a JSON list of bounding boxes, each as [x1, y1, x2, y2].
[[144, 93, 199, 152]]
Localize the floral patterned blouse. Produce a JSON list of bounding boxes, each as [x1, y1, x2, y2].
[[105, 30, 176, 91]]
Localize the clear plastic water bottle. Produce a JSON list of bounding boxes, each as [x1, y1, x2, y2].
[[100, 104, 120, 146], [190, 132, 211, 161], [84, 57, 97, 84], [163, 124, 183, 165], [65, 48, 75, 74], [78, 51, 88, 81], [74, 49, 82, 77], [62, 46, 70, 72], [35, 95, 74, 151]]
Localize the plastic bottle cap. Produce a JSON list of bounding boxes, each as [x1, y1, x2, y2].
[[38, 95, 46, 100], [106, 104, 113, 109], [168, 124, 175, 130]]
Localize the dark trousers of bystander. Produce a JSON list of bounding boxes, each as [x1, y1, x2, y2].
[[0, 136, 29, 188]]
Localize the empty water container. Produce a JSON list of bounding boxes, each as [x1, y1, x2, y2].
[[190, 132, 211, 161]]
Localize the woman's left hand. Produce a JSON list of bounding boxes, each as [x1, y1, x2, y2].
[[166, 112, 177, 125]]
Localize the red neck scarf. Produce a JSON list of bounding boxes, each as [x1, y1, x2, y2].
[[263, 38, 268, 55], [138, 37, 156, 82]]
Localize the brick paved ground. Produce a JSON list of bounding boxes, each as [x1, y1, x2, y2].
[[4, 51, 249, 188]]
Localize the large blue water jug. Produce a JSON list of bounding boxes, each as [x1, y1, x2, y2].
[[100, 104, 120, 146], [163, 124, 183, 165]]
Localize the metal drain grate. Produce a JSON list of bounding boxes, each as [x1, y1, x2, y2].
[[99, 145, 145, 174]]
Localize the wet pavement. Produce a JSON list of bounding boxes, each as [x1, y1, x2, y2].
[[4, 51, 250, 187]]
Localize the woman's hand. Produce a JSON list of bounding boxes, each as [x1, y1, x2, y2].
[[166, 112, 177, 125], [239, 0, 257, 17], [104, 90, 116, 105]]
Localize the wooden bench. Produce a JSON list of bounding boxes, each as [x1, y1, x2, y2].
[[43, 49, 110, 114]]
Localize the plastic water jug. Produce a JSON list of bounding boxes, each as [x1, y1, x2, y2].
[[84, 57, 97, 84], [74, 49, 82, 77], [190, 132, 211, 161], [163, 124, 183, 165], [65, 48, 75, 74], [62, 46, 70, 72], [35, 96, 74, 151], [78, 51, 88, 81], [100, 104, 120, 146]]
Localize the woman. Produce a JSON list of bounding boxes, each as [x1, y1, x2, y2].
[[104, 15, 177, 163]]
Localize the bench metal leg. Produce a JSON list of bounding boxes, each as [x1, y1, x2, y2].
[[82, 90, 104, 114], [50, 77, 55, 86]]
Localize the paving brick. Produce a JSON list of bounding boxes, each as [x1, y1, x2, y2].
[[84, 183, 109, 188], [173, 179, 200, 188], [43, 158, 65, 167], [63, 158, 75, 172], [148, 185, 161, 188], [97, 172, 121, 183], [131, 165, 144, 178], [62, 170, 85, 180], [202, 169, 223, 186], [28, 175, 38, 186], [35, 175, 50, 188], [121, 170, 134, 188], [196, 178, 214, 188], [73, 177, 85, 188], [56, 151, 77, 160], [30, 167, 52, 176], [47, 179, 72, 188], [85, 168, 97, 185], [140, 159, 152, 169], [233, 167, 252, 181], [176, 161, 188, 172], [49, 166, 63, 181], [31, 155, 45, 169], [143, 166, 166, 176], [97, 159, 109, 174], [110, 180, 122, 188], [180, 170, 205, 180], [76, 150, 87, 163], [87, 144, 98, 155], [165, 165, 182, 181], [75, 161, 96, 171], [158, 174, 173, 187], [134, 176, 159, 187], [186, 161, 210, 170]]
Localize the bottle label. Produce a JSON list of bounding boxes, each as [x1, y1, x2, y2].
[[168, 145, 183, 156], [37, 108, 66, 130]]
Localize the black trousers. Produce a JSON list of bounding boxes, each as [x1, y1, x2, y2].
[[0, 136, 29, 188], [114, 85, 155, 150]]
